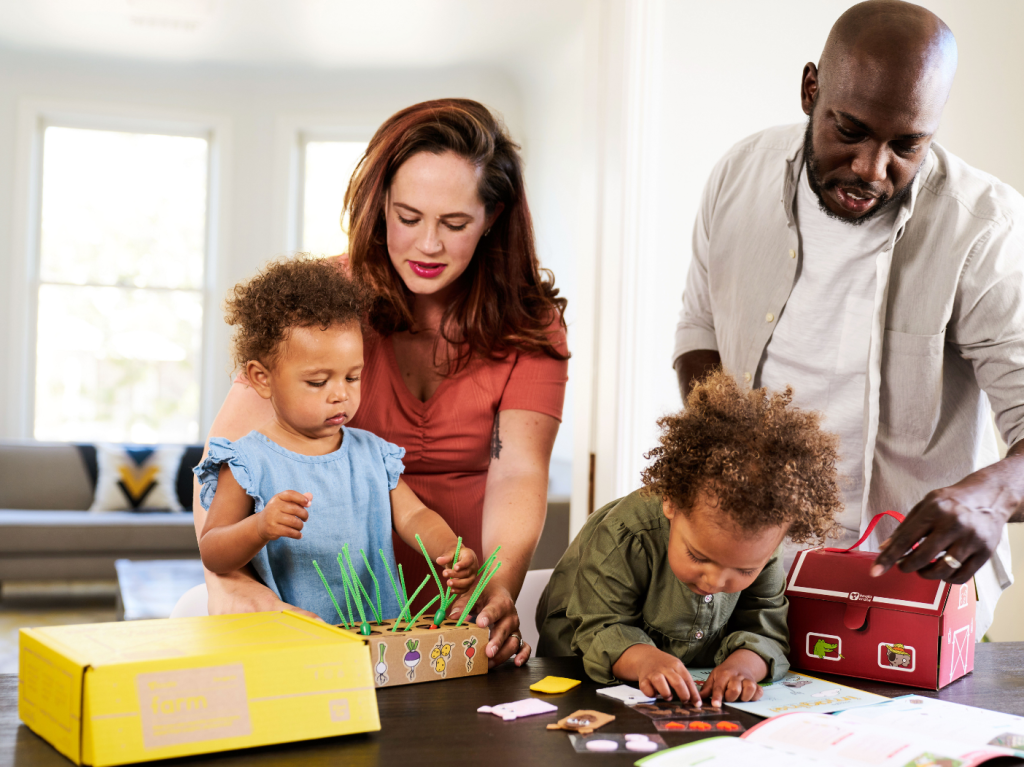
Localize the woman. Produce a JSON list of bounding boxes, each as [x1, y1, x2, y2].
[[195, 99, 569, 668]]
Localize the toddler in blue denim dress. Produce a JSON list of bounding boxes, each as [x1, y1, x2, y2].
[[194, 257, 478, 624]]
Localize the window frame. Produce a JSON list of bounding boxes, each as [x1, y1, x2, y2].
[[8, 100, 231, 442], [271, 116, 374, 256]]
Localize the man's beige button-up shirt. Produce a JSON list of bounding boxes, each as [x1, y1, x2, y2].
[[674, 124, 1024, 636]]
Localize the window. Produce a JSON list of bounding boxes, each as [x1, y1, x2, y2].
[[300, 139, 367, 257], [34, 125, 209, 444]]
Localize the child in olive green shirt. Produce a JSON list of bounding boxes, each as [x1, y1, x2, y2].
[[537, 371, 842, 707]]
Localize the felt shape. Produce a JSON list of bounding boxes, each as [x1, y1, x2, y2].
[[530, 676, 582, 694], [477, 698, 557, 721], [89, 444, 185, 512], [546, 709, 615, 735], [595, 684, 656, 706]]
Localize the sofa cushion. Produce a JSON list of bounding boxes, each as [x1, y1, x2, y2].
[[0, 510, 199, 554], [0, 441, 94, 510], [89, 444, 186, 512]]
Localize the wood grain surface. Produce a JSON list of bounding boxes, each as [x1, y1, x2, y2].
[[3, 643, 1023, 766]]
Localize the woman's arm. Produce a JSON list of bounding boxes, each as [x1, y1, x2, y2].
[[193, 381, 319, 618], [468, 408, 559, 667]]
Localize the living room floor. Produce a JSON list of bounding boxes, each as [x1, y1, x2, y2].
[[0, 581, 118, 674]]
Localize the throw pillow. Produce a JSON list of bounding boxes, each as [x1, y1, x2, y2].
[[89, 444, 186, 512]]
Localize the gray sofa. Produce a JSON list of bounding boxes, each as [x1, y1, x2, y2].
[[0, 441, 201, 584]]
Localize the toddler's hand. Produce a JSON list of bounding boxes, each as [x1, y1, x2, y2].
[[700, 649, 766, 707], [257, 491, 311, 542], [437, 545, 479, 595], [630, 645, 702, 705]]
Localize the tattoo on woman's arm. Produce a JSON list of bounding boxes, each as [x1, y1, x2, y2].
[[491, 412, 503, 459]]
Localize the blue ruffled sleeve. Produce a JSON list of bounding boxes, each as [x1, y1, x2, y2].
[[380, 440, 406, 491], [191, 437, 265, 512]]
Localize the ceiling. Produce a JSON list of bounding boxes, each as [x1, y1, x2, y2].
[[0, 0, 587, 69]]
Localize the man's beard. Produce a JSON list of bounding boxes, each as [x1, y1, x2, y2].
[[802, 116, 915, 226]]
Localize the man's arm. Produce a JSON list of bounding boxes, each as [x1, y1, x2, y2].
[[674, 350, 723, 401], [872, 215, 1024, 584], [872, 440, 1024, 584]]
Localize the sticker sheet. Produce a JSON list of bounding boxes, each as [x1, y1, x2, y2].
[[568, 733, 668, 754]]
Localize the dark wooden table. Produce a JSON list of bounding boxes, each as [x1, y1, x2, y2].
[[4, 643, 1024, 766]]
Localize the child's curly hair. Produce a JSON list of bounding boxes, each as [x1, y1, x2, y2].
[[641, 369, 842, 544], [224, 256, 367, 369]]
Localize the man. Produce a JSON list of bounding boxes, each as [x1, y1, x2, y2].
[[674, 0, 1024, 636]]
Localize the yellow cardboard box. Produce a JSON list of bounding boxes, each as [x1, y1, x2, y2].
[[19, 611, 379, 766]]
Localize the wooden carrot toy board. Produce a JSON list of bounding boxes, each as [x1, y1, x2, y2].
[[342, 619, 488, 688], [313, 535, 500, 689]]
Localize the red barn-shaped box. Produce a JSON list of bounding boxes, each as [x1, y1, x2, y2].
[[786, 547, 975, 690]]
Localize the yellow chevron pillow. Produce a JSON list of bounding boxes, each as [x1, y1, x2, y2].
[[89, 444, 186, 512]]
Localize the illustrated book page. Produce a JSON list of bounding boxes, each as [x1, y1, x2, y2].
[[637, 711, 1013, 767], [688, 667, 887, 717]]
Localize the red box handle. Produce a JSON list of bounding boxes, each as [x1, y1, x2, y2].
[[821, 510, 905, 553]]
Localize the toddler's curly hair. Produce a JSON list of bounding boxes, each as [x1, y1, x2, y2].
[[224, 256, 367, 369], [641, 369, 842, 544]]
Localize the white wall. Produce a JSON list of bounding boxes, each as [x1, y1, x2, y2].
[[0, 45, 583, 471]]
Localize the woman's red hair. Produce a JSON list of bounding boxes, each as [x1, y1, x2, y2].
[[343, 98, 568, 371]]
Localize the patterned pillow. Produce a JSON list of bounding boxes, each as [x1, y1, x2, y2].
[[89, 444, 186, 512]]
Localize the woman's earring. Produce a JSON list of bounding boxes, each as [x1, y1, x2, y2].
[[484, 227, 492, 236]]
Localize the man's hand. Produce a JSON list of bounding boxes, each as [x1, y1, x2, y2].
[[674, 350, 722, 402], [872, 445, 1024, 584], [612, 645, 702, 705], [700, 649, 767, 707], [256, 491, 311, 542]]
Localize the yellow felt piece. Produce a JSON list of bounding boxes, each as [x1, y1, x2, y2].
[[530, 675, 581, 694]]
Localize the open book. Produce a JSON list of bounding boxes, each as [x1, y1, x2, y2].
[[637, 696, 1024, 767]]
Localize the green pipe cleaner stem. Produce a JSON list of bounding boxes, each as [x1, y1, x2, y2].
[[399, 564, 408, 607], [443, 537, 462, 610], [456, 561, 502, 627], [415, 534, 446, 600], [380, 550, 406, 623], [360, 549, 383, 622], [391, 575, 431, 632], [354, 573, 381, 624], [477, 545, 501, 576], [312, 560, 348, 627], [404, 595, 440, 631], [337, 554, 364, 624], [334, 555, 355, 625], [342, 546, 379, 624]]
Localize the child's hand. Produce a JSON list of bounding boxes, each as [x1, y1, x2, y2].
[[257, 491, 312, 542], [614, 644, 702, 705], [700, 648, 768, 707], [437, 545, 479, 595]]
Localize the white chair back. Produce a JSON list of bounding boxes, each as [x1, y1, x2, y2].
[[515, 568, 553, 652], [170, 583, 209, 618]]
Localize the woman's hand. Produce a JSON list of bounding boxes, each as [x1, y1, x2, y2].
[[699, 649, 767, 707], [447, 584, 531, 668], [204, 567, 322, 621], [437, 545, 479, 594]]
